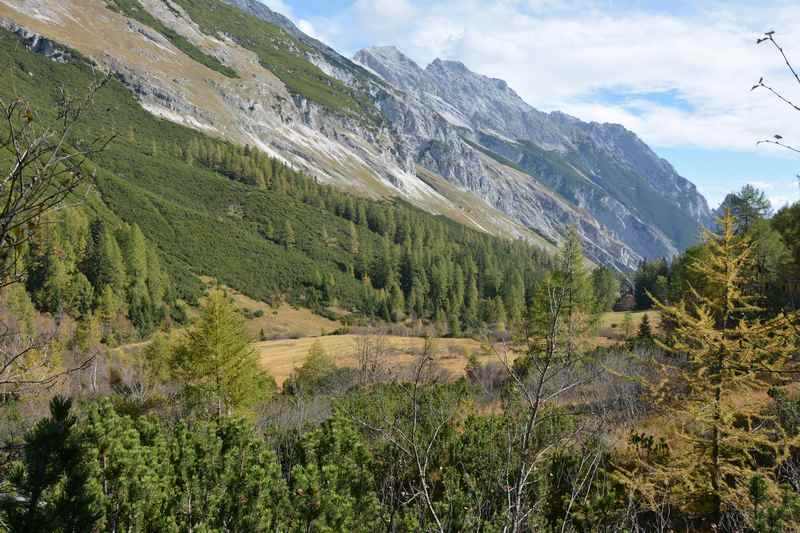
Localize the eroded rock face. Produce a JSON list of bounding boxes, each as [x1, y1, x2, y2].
[[0, 0, 712, 272], [354, 46, 713, 264], [5, 23, 70, 62]]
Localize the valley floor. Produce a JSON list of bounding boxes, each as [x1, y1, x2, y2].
[[256, 334, 486, 387], [254, 310, 659, 387]]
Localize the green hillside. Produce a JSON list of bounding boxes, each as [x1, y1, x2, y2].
[[0, 27, 560, 333], [105, 0, 238, 78], [167, 0, 379, 121]]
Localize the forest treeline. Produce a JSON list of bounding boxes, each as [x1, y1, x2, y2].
[[0, 24, 628, 351]]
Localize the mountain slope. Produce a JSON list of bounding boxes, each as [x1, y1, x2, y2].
[[0, 0, 711, 272], [225, 0, 680, 269], [0, 24, 565, 334], [355, 47, 712, 257]]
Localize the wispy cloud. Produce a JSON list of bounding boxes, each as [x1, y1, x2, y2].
[[293, 0, 800, 154]]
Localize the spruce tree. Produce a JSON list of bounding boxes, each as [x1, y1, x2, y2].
[[637, 313, 653, 341], [371, 237, 395, 290], [85, 219, 127, 303], [34, 242, 71, 313], [464, 274, 480, 328], [323, 273, 337, 306]]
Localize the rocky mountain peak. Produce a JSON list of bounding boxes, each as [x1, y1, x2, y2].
[[425, 58, 527, 106], [365, 45, 414, 63], [427, 57, 468, 72], [353, 46, 431, 93]]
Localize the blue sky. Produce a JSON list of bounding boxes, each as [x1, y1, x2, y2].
[[261, 0, 800, 209]]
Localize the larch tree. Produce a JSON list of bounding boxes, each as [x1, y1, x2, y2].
[[285, 340, 337, 395], [615, 212, 800, 529], [145, 244, 165, 311], [349, 221, 360, 257], [172, 290, 272, 419], [121, 223, 152, 332], [622, 311, 634, 339]]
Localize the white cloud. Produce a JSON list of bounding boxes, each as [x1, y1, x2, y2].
[[354, 0, 417, 24], [749, 180, 775, 190], [256, 0, 295, 18], [296, 19, 318, 39], [301, 0, 800, 154]]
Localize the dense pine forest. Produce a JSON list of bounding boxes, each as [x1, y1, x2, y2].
[[2, 17, 800, 533]]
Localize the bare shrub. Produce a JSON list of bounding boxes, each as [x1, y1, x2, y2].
[[353, 329, 389, 384]]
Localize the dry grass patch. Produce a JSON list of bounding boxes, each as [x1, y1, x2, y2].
[[198, 276, 343, 339], [256, 335, 487, 387], [598, 311, 660, 342]]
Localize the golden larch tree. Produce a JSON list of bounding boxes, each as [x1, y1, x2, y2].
[[615, 211, 800, 528]]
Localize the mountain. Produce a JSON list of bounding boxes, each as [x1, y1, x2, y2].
[[354, 47, 712, 261], [0, 0, 711, 272]]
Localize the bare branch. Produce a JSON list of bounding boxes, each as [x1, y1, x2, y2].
[[756, 138, 800, 154], [757, 32, 800, 88]]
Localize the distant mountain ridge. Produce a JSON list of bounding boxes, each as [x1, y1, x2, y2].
[[354, 46, 712, 257], [0, 0, 712, 271]]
